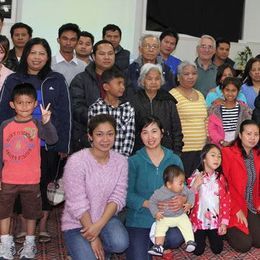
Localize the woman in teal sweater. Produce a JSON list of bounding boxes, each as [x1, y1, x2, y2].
[[126, 116, 185, 259]]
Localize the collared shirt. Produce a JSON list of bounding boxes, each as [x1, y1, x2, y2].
[[195, 58, 217, 97], [88, 98, 135, 156], [51, 52, 86, 86]]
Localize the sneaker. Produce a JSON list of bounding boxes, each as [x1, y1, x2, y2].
[[186, 240, 196, 252], [18, 240, 37, 259], [0, 239, 16, 260], [148, 244, 164, 256]]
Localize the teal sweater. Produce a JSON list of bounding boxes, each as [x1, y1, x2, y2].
[[126, 146, 183, 228]]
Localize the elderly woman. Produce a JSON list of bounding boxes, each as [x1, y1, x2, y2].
[[129, 63, 183, 155], [241, 58, 260, 109], [170, 61, 207, 177]]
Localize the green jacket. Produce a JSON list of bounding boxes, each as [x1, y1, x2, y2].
[[126, 146, 183, 228]]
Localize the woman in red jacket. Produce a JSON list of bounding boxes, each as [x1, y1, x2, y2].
[[222, 119, 260, 252]]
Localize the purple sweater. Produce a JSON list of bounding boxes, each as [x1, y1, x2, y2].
[[61, 149, 128, 231]]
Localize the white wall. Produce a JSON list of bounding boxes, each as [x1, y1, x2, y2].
[[2, 0, 260, 62]]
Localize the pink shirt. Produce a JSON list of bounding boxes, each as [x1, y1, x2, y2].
[[0, 65, 13, 91]]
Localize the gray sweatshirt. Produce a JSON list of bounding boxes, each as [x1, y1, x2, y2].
[[149, 185, 195, 218]]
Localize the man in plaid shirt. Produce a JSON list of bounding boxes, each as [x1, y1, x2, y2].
[[88, 66, 135, 156]]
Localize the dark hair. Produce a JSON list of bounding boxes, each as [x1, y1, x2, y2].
[[139, 115, 164, 133], [0, 12, 4, 23], [235, 119, 259, 158], [255, 54, 260, 59], [163, 165, 185, 185], [221, 77, 241, 91], [242, 58, 260, 85], [101, 66, 125, 84], [88, 114, 117, 136], [197, 143, 222, 175], [216, 63, 236, 86], [0, 35, 9, 62], [17, 37, 52, 80], [10, 22, 33, 38], [58, 23, 81, 39], [216, 38, 231, 48], [159, 29, 179, 46], [92, 40, 114, 55], [102, 24, 122, 38], [80, 31, 94, 45], [11, 83, 37, 101]]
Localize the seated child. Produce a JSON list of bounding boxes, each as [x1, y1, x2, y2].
[[148, 165, 196, 256], [0, 83, 58, 259], [88, 66, 135, 156]]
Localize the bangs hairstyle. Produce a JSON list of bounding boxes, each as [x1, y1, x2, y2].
[[197, 143, 222, 177], [11, 83, 37, 101], [221, 77, 241, 91], [163, 165, 185, 185], [216, 63, 236, 86], [88, 114, 117, 136], [17, 37, 52, 80], [138, 63, 165, 88], [101, 66, 125, 84], [139, 115, 164, 134], [0, 35, 10, 62]]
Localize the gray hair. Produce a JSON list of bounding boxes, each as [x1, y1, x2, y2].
[[139, 34, 160, 48], [177, 61, 198, 76], [197, 34, 216, 48], [138, 63, 165, 87]]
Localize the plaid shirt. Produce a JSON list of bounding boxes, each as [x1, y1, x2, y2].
[[88, 98, 135, 156]]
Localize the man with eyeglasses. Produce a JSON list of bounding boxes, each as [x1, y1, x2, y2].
[[194, 35, 217, 97], [126, 34, 176, 93]]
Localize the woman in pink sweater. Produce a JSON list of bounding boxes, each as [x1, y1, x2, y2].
[[62, 114, 129, 260]]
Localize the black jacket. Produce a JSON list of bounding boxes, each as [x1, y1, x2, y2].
[[129, 89, 183, 155], [70, 62, 101, 152], [115, 45, 130, 71], [5, 48, 19, 72], [253, 92, 260, 125]]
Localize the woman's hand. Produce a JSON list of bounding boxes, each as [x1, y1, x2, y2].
[[236, 210, 248, 227], [90, 237, 105, 260], [158, 195, 187, 212], [218, 224, 227, 235], [80, 222, 103, 241]]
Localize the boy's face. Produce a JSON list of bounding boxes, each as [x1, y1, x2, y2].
[[103, 77, 125, 98], [166, 175, 185, 193], [9, 95, 37, 121]]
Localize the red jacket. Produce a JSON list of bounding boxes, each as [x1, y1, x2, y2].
[[222, 145, 260, 234]]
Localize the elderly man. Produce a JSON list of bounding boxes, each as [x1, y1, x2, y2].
[[127, 34, 176, 93], [70, 40, 115, 152], [194, 35, 217, 97]]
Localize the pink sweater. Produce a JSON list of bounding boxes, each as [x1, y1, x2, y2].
[[61, 149, 128, 231]]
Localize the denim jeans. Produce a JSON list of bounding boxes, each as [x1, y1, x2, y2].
[[126, 226, 184, 260], [63, 217, 129, 260]]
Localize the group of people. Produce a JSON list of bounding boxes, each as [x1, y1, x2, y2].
[[0, 18, 259, 260]]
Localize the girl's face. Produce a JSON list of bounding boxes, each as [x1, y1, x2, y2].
[[88, 122, 115, 153], [249, 61, 260, 83], [140, 122, 163, 150], [143, 69, 161, 93], [0, 45, 5, 63], [27, 44, 48, 75], [239, 124, 259, 152], [222, 83, 239, 102], [220, 67, 234, 83], [203, 147, 222, 173]]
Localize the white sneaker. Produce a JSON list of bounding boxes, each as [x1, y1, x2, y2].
[[19, 240, 37, 259], [0, 239, 16, 260]]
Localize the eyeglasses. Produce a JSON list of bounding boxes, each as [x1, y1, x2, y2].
[[142, 44, 159, 50], [199, 44, 214, 50]]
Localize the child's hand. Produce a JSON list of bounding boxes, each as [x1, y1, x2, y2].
[[192, 173, 204, 190], [183, 203, 192, 213], [155, 211, 164, 221], [40, 103, 51, 124], [218, 224, 227, 235]]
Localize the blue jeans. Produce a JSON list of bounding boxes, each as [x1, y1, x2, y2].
[[126, 227, 184, 260], [63, 217, 129, 260]]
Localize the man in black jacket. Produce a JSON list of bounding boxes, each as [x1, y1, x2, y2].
[[70, 40, 115, 152]]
